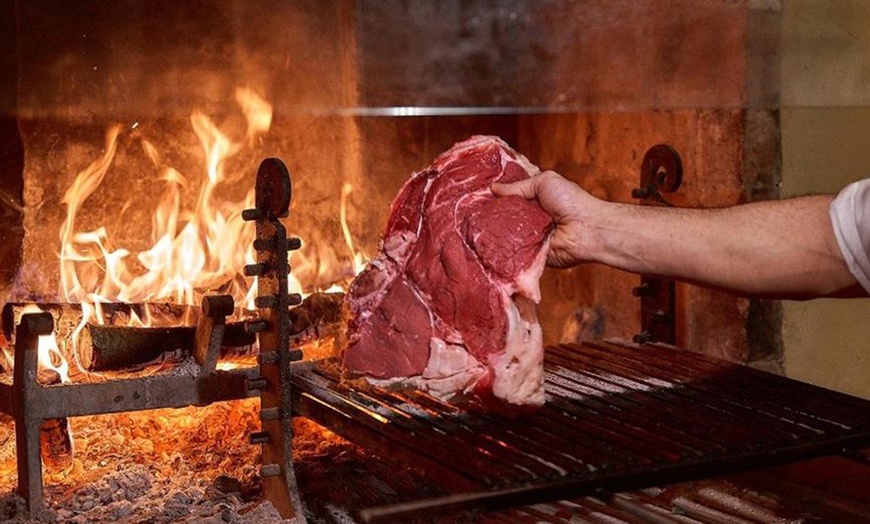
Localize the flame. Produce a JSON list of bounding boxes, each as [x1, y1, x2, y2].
[[18, 305, 71, 384], [340, 182, 367, 276], [58, 126, 122, 303], [70, 302, 93, 373], [236, 87, 273, 140], [0, 90, 376, 487], [57, 88, 370, 316], [24, 88, 373, 379], [58, 88, 273, 314], [306, 182, 368, 293]]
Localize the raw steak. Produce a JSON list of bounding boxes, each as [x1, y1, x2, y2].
[[343, 136, 553, 407]]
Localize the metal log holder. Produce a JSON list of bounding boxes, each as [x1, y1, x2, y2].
[[0, 158, 305, 522], [631, 144, 683, 345]]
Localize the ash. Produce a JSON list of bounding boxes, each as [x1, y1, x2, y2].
[[0, 398, 298, 524], [0, 468, 292, 524], [0, 400, 444, 524]]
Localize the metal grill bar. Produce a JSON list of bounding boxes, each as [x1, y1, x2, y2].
[[290, 341, 870, 522], [550, 345, 818, 443], [638, 341, 870, 421]]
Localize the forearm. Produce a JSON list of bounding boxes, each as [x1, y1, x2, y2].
[[581, 196, 862, 299]]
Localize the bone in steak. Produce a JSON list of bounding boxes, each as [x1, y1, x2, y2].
[[343, 136, 554, 407]]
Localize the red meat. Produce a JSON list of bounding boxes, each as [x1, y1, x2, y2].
[[343, 136, 553, 407]]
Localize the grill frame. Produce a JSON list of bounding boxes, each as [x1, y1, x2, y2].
[[290, 340, 870, 522]]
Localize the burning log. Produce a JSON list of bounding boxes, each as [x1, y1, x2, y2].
[[2, 302, 256, 372], [3, 302, 81, 342], [2, 294, 344, 373], [35, 370, 73, 471], [83, 325, 192, 369], [83, 322, 255, 371], [2, 302, 189, 342], [40, 418, 73, 472], [83, 293, 345, 370], [288, 292, 344, 343]]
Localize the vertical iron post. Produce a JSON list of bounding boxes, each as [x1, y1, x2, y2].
[[631, 145, 682, 345], [243, 158, 306, 522]]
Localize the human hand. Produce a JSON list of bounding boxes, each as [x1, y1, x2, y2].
[[491, 170, 601, 268]]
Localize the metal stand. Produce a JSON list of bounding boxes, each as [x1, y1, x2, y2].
[[631, 145, 682, 345], [243, 158, 306, 522], [0, 298, 261, 517]]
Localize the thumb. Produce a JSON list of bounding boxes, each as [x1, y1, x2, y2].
[[491, 177, 539, 200]]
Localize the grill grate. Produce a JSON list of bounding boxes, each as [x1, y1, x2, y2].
[[290, 341, 870, 522]]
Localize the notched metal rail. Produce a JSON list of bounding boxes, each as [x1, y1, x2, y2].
[[290, 341, 870, 523], [242, 157, 306, 522]]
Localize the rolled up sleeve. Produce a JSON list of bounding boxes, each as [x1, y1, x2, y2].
[[830, 178, 870, 294]]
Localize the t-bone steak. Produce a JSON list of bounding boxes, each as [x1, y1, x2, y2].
[[343, 136, 554, 407]]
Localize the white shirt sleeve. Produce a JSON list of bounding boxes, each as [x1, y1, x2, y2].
[[829, 178, 870, 294]]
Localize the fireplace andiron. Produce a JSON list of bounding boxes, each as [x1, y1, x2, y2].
[[0, 158, 306, 522]]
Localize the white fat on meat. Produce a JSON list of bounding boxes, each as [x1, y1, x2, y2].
[[511, 238, 549, 304], [408, 338, 487, 398], [490, 294, 545, 406]]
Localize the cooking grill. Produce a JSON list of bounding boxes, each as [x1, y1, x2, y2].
[[6, 152, 870, 523], [291, 340, 870, 522]]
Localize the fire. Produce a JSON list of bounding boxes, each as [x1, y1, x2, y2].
[[57, 88, 367, 318], [59, 88, 268, 310], [0, 90, 368, 497], [15, 305, 71, 385], [322, 182, 367, 294], [341, 182, 367, 277], [3, 88, 369, 380]]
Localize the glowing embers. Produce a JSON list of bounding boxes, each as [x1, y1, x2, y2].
[[0, 400, 263, 501]]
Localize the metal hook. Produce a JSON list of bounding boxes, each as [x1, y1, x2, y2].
[[631, 144, 683, 207]]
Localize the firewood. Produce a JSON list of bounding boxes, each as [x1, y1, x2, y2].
[[2, 302, 256, 372], [84, 324, 193, 370], [3, 302, 86, 342], [2, 302, 186, 343], [36, 370, 73, 471], [40, 417, 73, 471], [288, 292, 344, 342], [84, 321, 256, 371], [3, 295, 345, 372]]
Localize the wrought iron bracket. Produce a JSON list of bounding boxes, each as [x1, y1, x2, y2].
[[631, 145, 682, 345]]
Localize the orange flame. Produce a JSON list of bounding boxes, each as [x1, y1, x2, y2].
[[322, 182, 367, 293], [58, 88, 272, 312], [0, 90, 374, 478], [37, 88, 369, 379], [341, 182, 367, 276], [18, 305, 71, 384]]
